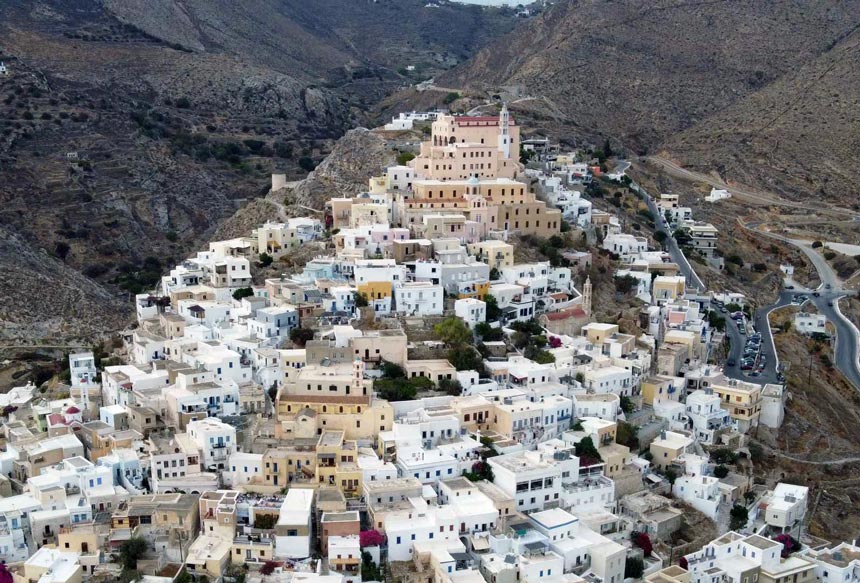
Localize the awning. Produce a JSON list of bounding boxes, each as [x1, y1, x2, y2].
[[646, 474, 663, 484], [471, 535, 490, 551]]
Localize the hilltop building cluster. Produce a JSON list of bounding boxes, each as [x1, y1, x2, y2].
[[0, 109, 821, 583]]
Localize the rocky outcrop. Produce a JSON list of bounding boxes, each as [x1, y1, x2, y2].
[[0, 225, 129, 343], [281, 128, 395, 211]]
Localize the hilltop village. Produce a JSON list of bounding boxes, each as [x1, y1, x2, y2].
[[0, 109, 843, 583]]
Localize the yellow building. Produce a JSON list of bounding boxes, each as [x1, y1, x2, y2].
[[412, 108, 522, 182], [712, 378, 763, 433], [652, 276, 686, 302], [459, 280, 490, 300], [357, 281, 393, 302], [231, 536, 275, 566], [467, 240, 514, 269], [316, 430, 363, 498], [640, 375, 678, 406], [396, 177, 560, 239], [276, 361, 393, 441], [650, 431, 694, 470]]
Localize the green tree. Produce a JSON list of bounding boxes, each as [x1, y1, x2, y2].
[[654, 231, 668, 245], [620, 395, 636, 414], [574, 436, 602, 463], [484, 294, 502, 320], [438, 378, 463, 396], [361, 551, 383, 581], [616, 421, 639, 449], [289, 327, 315, 347], [397, 151, 416, 165], [625, 557, 644, 579], [475, 322, 503, 341], [119, 537, 148, 570], [614, 275, 639, 294], [811, 240, 823, 248], [258, 252, 274, 267], [713, 464, 730, 478], [232, 287, 254, 301], [673, 228, 692, 246], [730, 504, 749, 531], [380, 360, 406, 379], [434, 317, 472, 346], [443, 92, 461, 104], [354, 292, 369, 307], [448, 346, 486, 374], [489, 267, 501, 281], [665, 468, 678, 485]]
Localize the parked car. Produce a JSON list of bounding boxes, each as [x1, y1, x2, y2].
[[785, 285, 794, 289], [727, 359, 737, 367], [741, 363, 754, 370]]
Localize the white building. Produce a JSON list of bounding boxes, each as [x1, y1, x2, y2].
[[488, 449, 575, 513], [685, 389, 732, 445], [705, 188, 731, 203], [225, 452, 264, 487], [394, 282, 444, 316], [603, 233, 648, 258], [275, 488, 314, 559], [759, 483, 808, 537], [455, 298, 487, 329], [187, 417, 237, 471]]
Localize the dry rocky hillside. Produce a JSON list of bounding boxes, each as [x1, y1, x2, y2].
[[0, 0, 516, 343], [663, 27, 860, 207], [443, 0, 860, 203]]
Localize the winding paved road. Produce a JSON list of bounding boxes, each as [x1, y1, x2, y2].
[[623, 162, 859, 387], [739, 221, 860, 388], [627, 173, 705, 291]]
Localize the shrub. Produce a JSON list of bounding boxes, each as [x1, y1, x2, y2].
[[443, 92, 460, 104], [360, 530, 385, 548], [54, 241, 71, 261], [620, 395, 635, 414], [119, 537, 148, 570], [438, 378, 463, 396], [232, 287, 254, 301], [631, 531, 653, 557], [257, 252, 273, 267], [730, 504, 749, 531], [434, 317, 472, 346], [824, 251, 837, 260], [614, 275, 639, 294], [289, 327, 315, 347], [811, 240, 823, 248], [396, 151, 415, 165], [298, 156, 316, 171], [174, 96, 191, 108], [260, 561, 277, 576], [625, 557, 644, 578]]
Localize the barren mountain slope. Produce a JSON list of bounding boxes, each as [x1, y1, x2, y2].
[[444, 0, 860, 149], [101, 0, 518, 81], [661, 28, 860, 206], [0, 0, 514, 342]]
